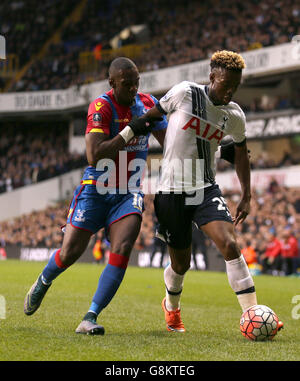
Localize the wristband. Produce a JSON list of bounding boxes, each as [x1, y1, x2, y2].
[[119, 125, 134, 143]]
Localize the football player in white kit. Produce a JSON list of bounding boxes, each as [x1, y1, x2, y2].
[[140, 50, 283, 333]]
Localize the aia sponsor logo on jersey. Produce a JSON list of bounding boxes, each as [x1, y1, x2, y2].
[[182, 117, 224, 144]]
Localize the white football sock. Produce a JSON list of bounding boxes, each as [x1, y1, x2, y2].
[[225, 255, 257, 311], [164, 264, 185, 311]]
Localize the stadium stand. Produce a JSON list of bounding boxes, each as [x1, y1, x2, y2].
[[2, 0, 300, 92], [240, 94, 300, 113], [0, 0, 78, 91], [1, 180, 299, 276], [0, 120, 298, 194], [216, 150, 300, 173], [0, 201, 67, 248], [0, 0, 76, 64], [228, 184, 300, 276], [0, 123, 86, 193], [0, 0, 299, 277]]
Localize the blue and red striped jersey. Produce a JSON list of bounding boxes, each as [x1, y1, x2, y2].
[[83, 89, 167, 189]]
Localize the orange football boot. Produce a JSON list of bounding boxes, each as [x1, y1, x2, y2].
[[161, 297, 185, 332]]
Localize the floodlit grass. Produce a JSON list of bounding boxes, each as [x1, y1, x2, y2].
[[0, 260, 299, 361]]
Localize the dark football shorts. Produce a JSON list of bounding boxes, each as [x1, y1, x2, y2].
[[154, 184, 233, 249]]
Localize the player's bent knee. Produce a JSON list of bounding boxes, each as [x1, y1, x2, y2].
[[60, 226, 92, 265], [169, 246, 191, 275], [171, 260, 190, 275], [59, 249, 79, 267], [111, 240, 134, 257], [222, 239, 240, 261], [60, 240, 87, 266], [176, 263, 190, 275]]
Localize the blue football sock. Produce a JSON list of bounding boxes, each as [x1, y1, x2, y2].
[[88, 253, 129, 316], [42, 249, 68, 284]]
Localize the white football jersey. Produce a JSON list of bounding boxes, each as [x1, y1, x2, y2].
[[157, 81, 246, 192]]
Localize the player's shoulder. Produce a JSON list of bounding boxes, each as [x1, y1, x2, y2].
[[90, 94, 111, 107], [137, 92, 157, 107], [88, 94, 112, 114], [226, 101, 246, 123], [185, 81, 203, 88], [173, 81, 207, 97], [178, 81, 207, 91], [161, 81, 192, 102], [175, 80, 196, 92]]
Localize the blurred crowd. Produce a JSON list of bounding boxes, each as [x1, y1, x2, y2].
[[240, 94, 300, 114], [227, 183, 300, 276], [1, 121, 299, 194], [1, 1, 299, 275], [217, 150, 300, 173], [0, 0, 76, 91], [241, 96, 300, 113], [0, 0, 75, 65], [2, 0, 299, 92], [0, 123, 86, 194], [1, 179, 299, 276], [0, 201, 68, 249]]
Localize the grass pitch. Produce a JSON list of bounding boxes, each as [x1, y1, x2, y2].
[[0, 259, 299, 361]]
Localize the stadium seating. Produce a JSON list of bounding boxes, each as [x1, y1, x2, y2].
[[226, 184, 300, 275], [3, 0, 300, 92], [216, 150, 299, 173], [0, 180, 299, 276], [0, 0, 77, 91], [0, 1, 299, 277], [0, 200, 68, 248], [0, 123, 86, 193], [0, 117, 298, 193]]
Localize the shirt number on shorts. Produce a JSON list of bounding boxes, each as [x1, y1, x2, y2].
[[212, 197, 231, 216], [132, 193, 143, 212]]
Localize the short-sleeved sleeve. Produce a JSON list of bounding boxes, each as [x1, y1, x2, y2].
[[85, 99, 112, 135], [230, 107, 247, 145], [149, 95, 168, 131], [158, 81, 188, 114]]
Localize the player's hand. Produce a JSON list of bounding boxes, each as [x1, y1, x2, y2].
[[128, 116, 154, 136], [233, 197, 250, 225]]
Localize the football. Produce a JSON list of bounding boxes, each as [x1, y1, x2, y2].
[[240, 305, 280, 341]]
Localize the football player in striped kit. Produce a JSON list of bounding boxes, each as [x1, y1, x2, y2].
[[140, 50, 283, 333]]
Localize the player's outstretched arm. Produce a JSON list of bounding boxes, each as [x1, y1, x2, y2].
[[138, 105, 166, 148], [151, 129, 166, 148], [85, 132, 125, 165], [233, 140, 251, 225], [143, 105, 165, 122], [85, 117, 154, 165]]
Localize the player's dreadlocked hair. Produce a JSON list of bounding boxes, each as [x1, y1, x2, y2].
[[210, 50, 246, 71]]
